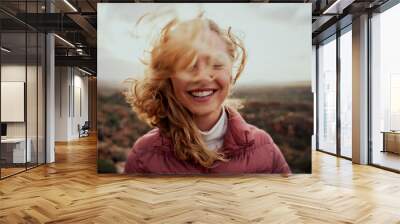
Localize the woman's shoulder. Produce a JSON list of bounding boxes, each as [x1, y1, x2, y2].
[[244, 124, 291, 174], [132, 128, 163, 151], [246, 124, 274, 146], [124, 128, 165, 173], [225, 106, 274, 146]]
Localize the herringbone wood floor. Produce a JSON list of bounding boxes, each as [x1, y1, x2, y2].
[[1, 135, 400, 224]]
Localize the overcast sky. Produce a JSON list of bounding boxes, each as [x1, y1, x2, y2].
[[98, 3, 311, 89]]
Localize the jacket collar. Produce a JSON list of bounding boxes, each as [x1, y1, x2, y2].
[[157, 106, 253, 151], [222, 106, 252, 149]]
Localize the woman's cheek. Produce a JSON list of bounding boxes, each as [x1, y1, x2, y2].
[[174, 71, 192, 83], [217, 70, 232, 89]]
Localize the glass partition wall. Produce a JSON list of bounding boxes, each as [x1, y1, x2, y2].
[[0, 2, 46, 179], [0, 30, 27, 177]]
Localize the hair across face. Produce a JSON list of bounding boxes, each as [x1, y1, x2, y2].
[[169, 24, 233, 129], [126, 17, 247, 167]]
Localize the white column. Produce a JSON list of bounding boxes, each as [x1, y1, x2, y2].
[[46, 33, 55, 163], [45, 0, 56, 163], [352, 14, 369, 164]]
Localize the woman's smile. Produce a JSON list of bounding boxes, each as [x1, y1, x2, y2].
[[187, 88, 218, 102]]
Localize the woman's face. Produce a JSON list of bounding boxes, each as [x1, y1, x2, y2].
[[170, 30, 233, 120]]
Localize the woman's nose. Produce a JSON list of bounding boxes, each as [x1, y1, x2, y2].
[[195, 62, 214, 80]]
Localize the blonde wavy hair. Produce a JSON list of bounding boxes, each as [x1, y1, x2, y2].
[[125, 15, 247, 168]]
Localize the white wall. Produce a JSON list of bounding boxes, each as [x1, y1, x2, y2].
[[54, 67, 89, 141], [1, 65, 39, 138], [1, 63, 46, 164], [1, 65, 26, 132], [55, 66, 69, 141]]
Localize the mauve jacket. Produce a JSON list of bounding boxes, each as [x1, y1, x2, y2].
[[124, 107, 291, 174]]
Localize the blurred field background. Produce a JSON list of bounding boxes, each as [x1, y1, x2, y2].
[[97, 84, 313, 174]]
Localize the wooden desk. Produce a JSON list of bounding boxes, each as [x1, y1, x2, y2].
[[381, 131, 400, 154], [1, 138, 31, 163]]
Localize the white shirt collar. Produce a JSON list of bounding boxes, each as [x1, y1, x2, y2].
[[199, 107, 228, 151]]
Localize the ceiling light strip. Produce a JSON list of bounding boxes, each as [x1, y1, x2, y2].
[[54, 34, 75, 48], [78, 67, 92, 76], [63, 0, 78, 12], [323, 0, 343, 14], [1, 47, 11, 53], [323, 0, 356, 15]]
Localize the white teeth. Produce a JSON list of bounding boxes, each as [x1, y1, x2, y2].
[[190, 90, 214, 97]]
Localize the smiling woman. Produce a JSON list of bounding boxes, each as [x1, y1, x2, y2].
[[123, 15, 291, 175], [170, 23, 233, 132]]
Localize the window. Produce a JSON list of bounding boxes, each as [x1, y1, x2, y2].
[[339, 28, 352, 158], [317, 36, 337, 154], [370, 3, 400, 171]]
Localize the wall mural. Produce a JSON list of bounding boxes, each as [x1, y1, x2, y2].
[[97, 3, 313, 174]]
